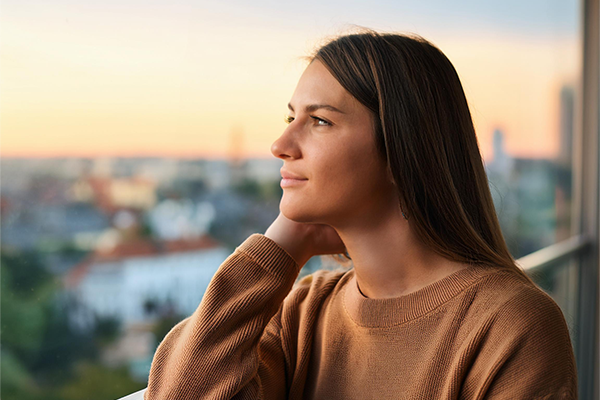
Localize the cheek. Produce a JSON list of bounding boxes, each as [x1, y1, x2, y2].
[[335, 143, 383, 187], [337, 146, 393, 209], [317, 145, 387, 205]]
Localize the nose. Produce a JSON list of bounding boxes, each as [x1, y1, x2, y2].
[[271, 124, 301, 160]]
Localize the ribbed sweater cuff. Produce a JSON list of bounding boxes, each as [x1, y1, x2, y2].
[[235, 233, 301, 280]]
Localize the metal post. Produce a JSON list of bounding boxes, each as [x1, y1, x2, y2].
[[577, 0, 599, 398]]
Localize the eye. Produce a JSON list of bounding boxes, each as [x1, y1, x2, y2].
[[311, 116, 331, 126], [284, 115, 294, 124]]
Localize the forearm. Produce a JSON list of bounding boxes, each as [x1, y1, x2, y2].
[[145, 234, 301, 400]]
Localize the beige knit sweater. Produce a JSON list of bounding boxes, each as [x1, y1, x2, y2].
[[144, 233, 578, 399]]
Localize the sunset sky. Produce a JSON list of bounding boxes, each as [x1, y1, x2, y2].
[[1, 0, 581, 161]]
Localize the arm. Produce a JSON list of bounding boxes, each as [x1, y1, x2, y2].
[[477, 289, 578, 399], [144, 233, 302, 400]]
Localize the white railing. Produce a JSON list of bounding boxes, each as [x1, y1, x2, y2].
[[117, 388, 147, 400]]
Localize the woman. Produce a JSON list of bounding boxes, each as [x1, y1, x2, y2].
[[144, 29, 577, 399]]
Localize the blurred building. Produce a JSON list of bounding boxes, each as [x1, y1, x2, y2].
[[486, 129, 560, 257], [558, 85, 575, 167], [62, 233, 231, 330], [69, 176, 157, 214], [147, 198, 216, 240], [0, 200, 111, 252]]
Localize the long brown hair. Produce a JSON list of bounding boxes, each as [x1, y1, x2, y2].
[[313, 28, 536, 285]]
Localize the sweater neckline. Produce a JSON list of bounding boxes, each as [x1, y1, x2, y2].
[[342, 264, 502, 328]]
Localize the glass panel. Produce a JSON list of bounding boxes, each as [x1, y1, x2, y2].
[[1, 1, 583, 398], [527, 255, 581, 364], [486, 82, 581, 258]]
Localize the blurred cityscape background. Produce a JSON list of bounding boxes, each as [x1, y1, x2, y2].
[[1, 0, 592, 399]]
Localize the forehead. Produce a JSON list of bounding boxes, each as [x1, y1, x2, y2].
[[290, 60, 357, 111]]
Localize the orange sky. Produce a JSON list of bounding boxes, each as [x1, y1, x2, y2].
[[1, 6, 580, 161]]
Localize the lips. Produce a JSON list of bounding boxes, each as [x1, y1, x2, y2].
[[280, 169, 307, 180]]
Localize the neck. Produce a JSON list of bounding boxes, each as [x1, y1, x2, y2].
[[332, 202, 468, 299]]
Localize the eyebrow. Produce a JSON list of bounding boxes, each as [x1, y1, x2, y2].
[[287, 103, 346, 114]]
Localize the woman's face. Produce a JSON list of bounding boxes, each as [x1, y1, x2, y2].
[[271, 59, 396, 226]]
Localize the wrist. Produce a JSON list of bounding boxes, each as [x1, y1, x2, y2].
[[264, 229, 313, 267]]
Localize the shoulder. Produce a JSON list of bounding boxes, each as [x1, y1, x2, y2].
[[472, 272, 577, 399], [475, 270, 576, 362], [475, 269, 571, 334], [275, 267, 350, 324], [464, 270, 578, 398], [288, 267, 351, 302], [493, 276, 575, 359], [293, 267, 350, 289], [461, 268, 576, 366]]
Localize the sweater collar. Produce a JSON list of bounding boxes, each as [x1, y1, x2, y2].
[[342, 264, 502, 328]]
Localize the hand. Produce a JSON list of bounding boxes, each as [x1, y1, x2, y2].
[[264, 212, 346, 267]]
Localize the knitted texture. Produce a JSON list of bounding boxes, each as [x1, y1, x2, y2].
[[145, 233, 578, 399]]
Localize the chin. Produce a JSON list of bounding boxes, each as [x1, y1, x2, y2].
[[280, 195, 323, 224], [280, 206, 314, 224]]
